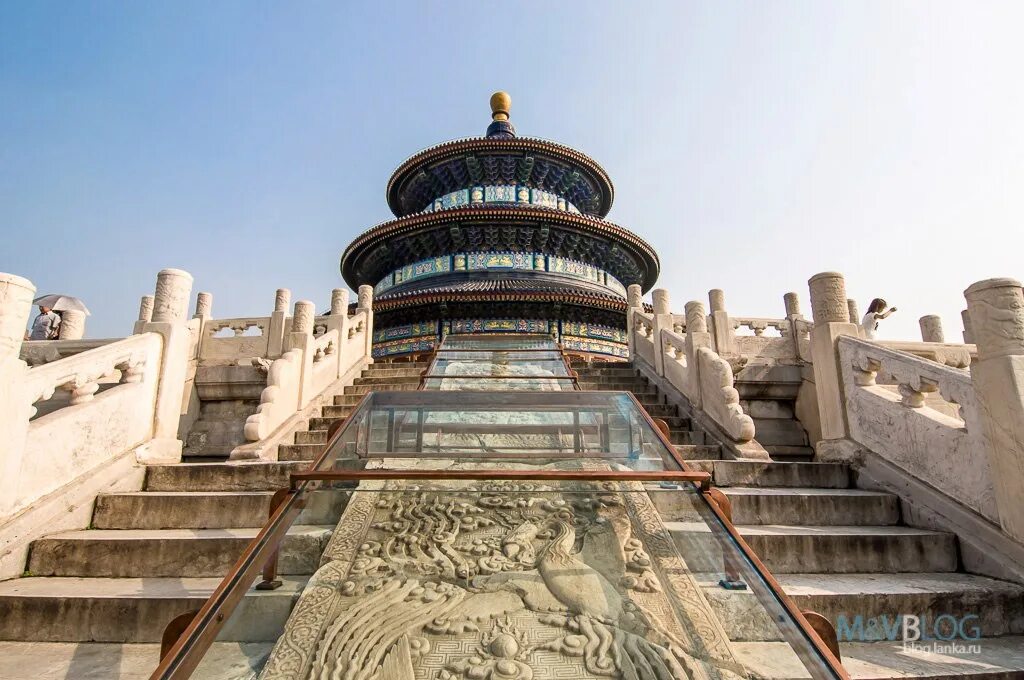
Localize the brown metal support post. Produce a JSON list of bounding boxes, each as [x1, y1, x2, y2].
[[255, 488, 290, 591], [160, 609, 199, 661], [707, 488, 747, 591], [802, 610, 842, 661]]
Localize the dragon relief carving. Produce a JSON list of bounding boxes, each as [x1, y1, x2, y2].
[[261, 482, 745, 680]]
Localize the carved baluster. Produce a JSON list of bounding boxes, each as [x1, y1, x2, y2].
[[898, 376, 938, 409], [63, 375, 100, 405], [852, 355, 881, 387], [117, 359, 145, 384]]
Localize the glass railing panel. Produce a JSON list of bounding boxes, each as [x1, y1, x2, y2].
[[439, 333, 559, 350], [180, 480, 842, 679], [311, 391, 682, 472]]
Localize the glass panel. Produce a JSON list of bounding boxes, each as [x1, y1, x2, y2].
[[425, 335, 572, 391], [439, 333, 559, 350], [313, 391, 682, 474], [187, 481, 842, 679]]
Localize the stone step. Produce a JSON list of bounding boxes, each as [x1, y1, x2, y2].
[[27, 526, 331, 578], [309, 414, 346, 430], [689, 460, 851, 488], [0, 641, 283, 678], [0, 576, 307, 642], [294, 429, 328, 445], [782, 572, 1024, 639], [734, 525, 958, 574], [571, 365, 635, 375], [701, 572, 1024, 642], [655, 415, 691, 430], [278, 442, 324, 461], [667, 521, 958, 574], [764, 444, 816, 462], [578, 380, 651, 391], [630, 394, 666, 406], [93, 491, 275, 529], [720, 487, 900, 526], [641, 403, 678, 418], [325, 401, 358, 415], [750, 418, 809, 447], [729, 636, 1024, 678], [333, 394, 367, 406], [344, 383, 419, 395], [667, 430, 696, 445], [353, 375, 421, 385], [144, 461, 307, 492], [740, 399, 795, 420], [358, 369, 426, 379], [675, 444, 722, 460], [92, 490, 345, 530]]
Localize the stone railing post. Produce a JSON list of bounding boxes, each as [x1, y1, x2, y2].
[[327, 288, 350, 377], [58, 309, 86, 340], [847, 299, 859, 327], [683, 301, 711, 407], [784, 292, 802, 318], [356, 285, 374, 359], [651, 288, 672, 376], [961, 309, 974, 344], [267, 288, 290, 359], [919, 315, 944, 343], [291, 300, 316, 406], [707, 289, 733, 355], [0, 273, 37, 517], [965, 277, 1024, 541], [626, 284, 643, 356], [808, 272, 860, 459], [133, 295, 154, 334], [138, 268, 194, 463], [193, 292, 213, 319], [784, 291, 804, 353]]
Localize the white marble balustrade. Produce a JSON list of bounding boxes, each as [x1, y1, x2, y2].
[[837, 335, 996, 521]]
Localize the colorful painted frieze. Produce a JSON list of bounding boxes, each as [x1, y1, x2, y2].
[[550, 256, 600, 282], [374, 273, 395, 294], [466, 252, 535, 270], [560, 321, 627, 343], [441, 189, 469, 210], [561, 336, 629, 358], [372, 336, 437, 358], [484, 185, 516, 203], [450, 318, 550, 334], [373, 321, 439, 343]]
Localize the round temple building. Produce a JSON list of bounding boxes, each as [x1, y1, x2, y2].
[[340, 92, 659, 359]]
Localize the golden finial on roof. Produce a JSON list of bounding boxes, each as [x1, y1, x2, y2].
[[490, 91, 511, 122]]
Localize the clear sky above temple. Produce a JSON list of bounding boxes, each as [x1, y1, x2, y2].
[[2, 1, 1022, 339]]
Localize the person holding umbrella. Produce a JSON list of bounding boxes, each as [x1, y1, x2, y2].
[[27, 305, 61, 340], [25, 294, 91, 340]]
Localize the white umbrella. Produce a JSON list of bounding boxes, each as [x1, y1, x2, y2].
[[32, 294, 91, 315]]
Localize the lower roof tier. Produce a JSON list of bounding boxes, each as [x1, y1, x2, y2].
[[340, 205, 660, 293], [372, 282, 633, 320]]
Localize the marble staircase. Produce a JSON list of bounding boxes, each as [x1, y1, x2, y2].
[[577, 360, 1024, 677], [0, 361, 426, 665]]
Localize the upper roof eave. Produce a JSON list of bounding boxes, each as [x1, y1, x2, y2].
[[386, 136, 615, 218]]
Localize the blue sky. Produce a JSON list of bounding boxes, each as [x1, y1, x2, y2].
[[2, 1, 1022, 339]]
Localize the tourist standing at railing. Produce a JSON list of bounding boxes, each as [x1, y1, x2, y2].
[[860, 298, 897, 339], [25, 305, 60, 340]]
